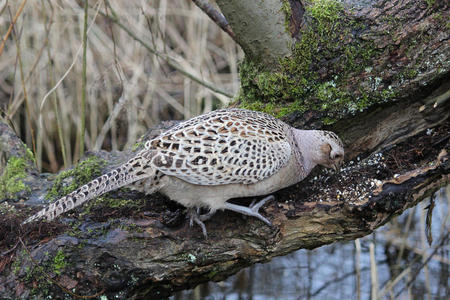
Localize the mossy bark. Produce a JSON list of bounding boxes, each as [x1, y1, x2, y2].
[[224, 0, 449, 125]]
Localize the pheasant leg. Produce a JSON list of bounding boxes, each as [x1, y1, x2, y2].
[[187, 208, 208, 239], [224, 195, 274, 226]]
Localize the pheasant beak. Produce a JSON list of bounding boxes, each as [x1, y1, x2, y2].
[[332, 163, 339, 172], [332, 161, 342, 173]]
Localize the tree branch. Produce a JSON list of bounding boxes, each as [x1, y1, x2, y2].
[[0, 104, 448, 297], [191, 0, 236, 42]]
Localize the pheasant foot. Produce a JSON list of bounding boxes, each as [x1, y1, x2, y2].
[[187, 208, 208, 239], [224, 195, 274, 226]]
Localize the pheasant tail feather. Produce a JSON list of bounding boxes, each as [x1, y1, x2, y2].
[[22, 154, 154, 224]]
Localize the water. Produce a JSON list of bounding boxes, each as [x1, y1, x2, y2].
[[174, 186, 449, 299]]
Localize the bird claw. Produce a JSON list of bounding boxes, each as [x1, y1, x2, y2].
[[187, 208, 208, 239], [196, 208, 215, 222], [224, 195, 274, 226], [250, 195, 274, 212], [187, 196, 275, 238]]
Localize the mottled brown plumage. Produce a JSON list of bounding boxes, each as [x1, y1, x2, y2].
[[23, 109, 344, 237]]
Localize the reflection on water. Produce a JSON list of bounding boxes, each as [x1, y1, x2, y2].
[[174, 186, 449, 300]]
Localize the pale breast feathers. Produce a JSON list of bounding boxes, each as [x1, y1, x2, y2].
[[142, 109, 292, 185]]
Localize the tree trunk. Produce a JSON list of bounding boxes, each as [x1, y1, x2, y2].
[[1, 0, 449, 298], [215, 0, 293, 67]]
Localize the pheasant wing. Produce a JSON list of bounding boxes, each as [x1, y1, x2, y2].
[[144, 109, 292, 185]]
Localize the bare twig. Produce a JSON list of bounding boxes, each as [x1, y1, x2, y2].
[[395, 206, 415, 267], [41, 0, 68, 169], [191, 0, 236, 42], [80, 0, 89, 157], [311, 265, 370, 297], [93, 85, 128, 150], [6, 32, 50, 119], [419, 201, 432, 300], [377, 257, 417, 300], [103, 1, 234, 98], [9, 6, 37, 165], [394, 230, 449, 298], [383, 234, 450, 265], [0, 0, 27, 57], [355, 239, 362, 300], [425, 195, 435, 246], [38, 1, 102, 136], [104, 1, 123, 86], [370, 242, 379, 300]]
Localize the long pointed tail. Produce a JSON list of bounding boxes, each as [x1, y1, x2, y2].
[[22, 153, 154, 224]]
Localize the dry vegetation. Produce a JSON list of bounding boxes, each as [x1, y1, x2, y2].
[[0, 0, 242, 172]]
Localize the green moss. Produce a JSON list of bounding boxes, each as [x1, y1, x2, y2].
[[12, 249, 27, 275], [24, 144, 36, 163], [67, 224, 83, 238], [81, 196, 142, 216], [0, 156, 32, 199], [381, 87, 396, 101], [132, 141, 144, 151], [52, 249, 67, 275], [308, 0, 342, 27], [45, 156, 105, 201], [404, 68, 418, 79], [14, 248, 69, 297], [425, 0, 435, 7], [0, 202, 17, 214], [277, 100, 308, 117], [280, 0, 293, 32], [207, 269, 219, 279], [237, 0, 397, 123], [117, 222, 144, 233]]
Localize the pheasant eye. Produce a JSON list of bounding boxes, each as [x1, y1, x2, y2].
[[331, 153, 342, 160]]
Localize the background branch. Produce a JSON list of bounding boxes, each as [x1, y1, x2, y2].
[[192, 0, 236, 42]]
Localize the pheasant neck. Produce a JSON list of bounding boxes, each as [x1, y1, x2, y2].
[[292, 129, 322, 174]]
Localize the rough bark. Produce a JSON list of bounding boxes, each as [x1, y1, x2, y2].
[[0, 0, 449, 299]]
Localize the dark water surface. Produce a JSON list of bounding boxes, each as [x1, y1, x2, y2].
[[174, 186, 449, 300]]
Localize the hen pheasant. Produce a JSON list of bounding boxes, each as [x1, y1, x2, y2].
[[23, 109, 344, 237]]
